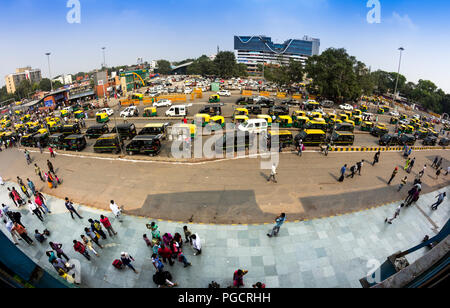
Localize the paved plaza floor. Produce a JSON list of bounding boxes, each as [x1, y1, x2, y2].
[[0, 183, 448, 288]]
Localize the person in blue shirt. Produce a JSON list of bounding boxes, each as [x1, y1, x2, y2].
[[267, 213, 286, 237], [27, 178, 35, 196]]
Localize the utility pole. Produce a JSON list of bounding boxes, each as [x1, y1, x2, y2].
[[102, 47, 106, 68], [393, 47, 404, 104], [45, 52, 53, 92]]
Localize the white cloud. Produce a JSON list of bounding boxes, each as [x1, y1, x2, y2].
[[391, 12, 418, 30]]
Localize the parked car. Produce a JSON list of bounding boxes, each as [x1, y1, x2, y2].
[[96, 108, 114, 116], [399, 134, 416, 146], [339, 104, 354, 111], [153, 99, 172, 107], [120, 106, 139, 117], [422, 136, 437, 146], [389, 110, 400, 117], [217, 90, 231, 97], [438, 138, 450, 146], [184, 88, 193, 94]]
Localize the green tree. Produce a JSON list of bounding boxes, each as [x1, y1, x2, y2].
[[156, 60, 172, 75], [213, 51, 237, 78], [16, 80, 32, 99], [39, 78, 52, 91], [52, 80, 64, 89]]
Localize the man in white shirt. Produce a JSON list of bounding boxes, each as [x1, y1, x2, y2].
[[385, 204, 403, 224], [190, 233, 202, 255], [28, 200, 44, 222], [267, 163, 278, 183], [110, 200, 123, 222], [3, 218, 19, 245]]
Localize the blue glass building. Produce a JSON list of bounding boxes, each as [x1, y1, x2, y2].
[[234, 35, 320, 73]]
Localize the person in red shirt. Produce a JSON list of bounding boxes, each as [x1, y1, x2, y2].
[[12, 223, 33, 245], [73, 240, 91, 260], [100, 215, 117, 237], [158, 244, 174, 266]]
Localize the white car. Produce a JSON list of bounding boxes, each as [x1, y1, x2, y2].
[[389, 111, 400, 117], [96, 108, 114, 116], [217, 90, 231, 97], [339, 104, 354, 111], [153, 99, 172, 107], [120, 106, 139, 117], [399, 119, 410, 126], [149, 91, 159, 97], [184, 88, 193, 94]]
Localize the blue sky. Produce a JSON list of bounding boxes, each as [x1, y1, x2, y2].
[[1, 0, 449, 92]]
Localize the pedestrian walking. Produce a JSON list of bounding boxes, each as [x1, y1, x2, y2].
[[373, 150, 380, 165], [81, 235, 99, 257], [7, 187, 18, 207], [49, 242, 70, 261], [183, 226, 192, 244], [64, 197, 83, 219], [436, 157, 443, 170], [109, 200, 122, 222], [267, 163, 277, 183], [0, 174, 4, 186], [170, 239, 191, 267], [13, 223, 34, 245], [407, 158, 415, 173], [398, 176, 407, 192], [233, 269, 248, 288], [120, 252, 138, 273], [346, 164, 356, 178], [267, 213, 286, 237], [35, 164, 44, 182], [27, 200, 44, 222], [419, 165, 426, 178], [431, 192, 446, 210], [151, 254, 165, 272], [24, 150, 31, 165], [49, 147, 56, 158], [403, 158, 410, 172], [405, 186, 417, 205], [190, 233, 202, 255], [431, 156, 439, 168], [435, 168, 442, 179], [148, 221, 161, 240], [297, 139, 303, 156], [35, 191, 51, 213], [3, 218, 20, 245], [89, 218, 107, 240], [407, 189, 421, 206], [388, 167, 398, 185], [356, 161, 363, 176], [37, 141, 43, 154], [100, 215, 117, 236], [27, 178, 35, 196], [84, 227, 103, 248], [47, 160, 55, 174], [158, 244, 174, 266], [73, 240, 91, 260], [385, 204, 403, 224], [339, 164, 347, 182]]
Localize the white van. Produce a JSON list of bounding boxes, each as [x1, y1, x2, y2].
[[165, 104, 190, 117], [238, 119, 268, 134]]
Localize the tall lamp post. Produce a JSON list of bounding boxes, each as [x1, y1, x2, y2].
[[45, 52, 53, 92], [102, 47, 106, 68], [393, 47, 405, 104]]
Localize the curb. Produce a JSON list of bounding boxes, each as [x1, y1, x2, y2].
[[330, 146, 449, 152]]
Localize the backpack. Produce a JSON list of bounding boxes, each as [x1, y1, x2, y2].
[[112, 259, 123, 269]]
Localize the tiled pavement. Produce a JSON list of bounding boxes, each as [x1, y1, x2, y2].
[[0, 183, 448, 288]]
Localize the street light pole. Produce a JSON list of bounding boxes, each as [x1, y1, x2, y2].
[[393, 47, 404, 103], [102, 47, 106, 68], [45, 52, 53, 92]]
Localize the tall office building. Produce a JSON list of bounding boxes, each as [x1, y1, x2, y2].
[[234, 35, 320, 73], [4, 66, 42, 94]]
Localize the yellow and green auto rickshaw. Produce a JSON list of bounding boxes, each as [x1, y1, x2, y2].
[[405, 125, 415, 134], [326, 113, 337, 124], [143, 107, 157, 117], [131, 93, 144, 101], [275, 115, 293, 128], [233, 108, 249, 118], [293, 116, 309, 129], [193, 114, 210, 127], [268, 130, 293, 146], [398, 124, 407, 133], [233, 115, 249, 125], [308, 112, 323, 121], [209, 94, 220, 103], [174, 124, 197, 139], [1, 119, 11, 128], [60, 109, 69, 118], [257, 115, 273, 127], [400, 114, 407, 120], [352, 109, 362, 117], [20, 114, 31, 122], [209, 116, 225, 131], [96, 112, 109, 123], [360, 104, 368, 112], [74, 110, 85, 119], [360, 121, 374, 132], [377, 107, 385, 114], [15, 110, 23, 116], [339, 113, 349, 122], [390, 117, 399, 124], [292, 110, 306, 121], [14, 123, 25, 132], [352, 115, 362, 125]]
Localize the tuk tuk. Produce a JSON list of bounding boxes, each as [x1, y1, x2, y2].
[[334, 123, 354, 132], [305, 101, 320, 111], [47, 121, 63, 133], [352, 116, 362, 125], [361, 121, 374, 132], [198, 105, 222, 116], [294, 129, 326, 146], [234, 115, 249, 125], [344, 111, 353, 119], [63, 135, 87, 151], [390, 117, 399, 124], [48, 133, 66, 149], [14, 110, 23, 116], [343, 118, 355, 127], [308, 112, 323, 121], [339, 113, 349, 122], [85, 124, 109, 139], [209, 94, 220, 103], [93, 134, 124, 154], [275, 115, 293, 128], [209, 116, 225, 131], [96, 113, 109, 123], [131, 93, 144, 100], [139, 123, 170, 139], [112, 123, 137, 140], [360, 104, 368, 112], [398, 124, 407, 133], [26, 121, 41, 134], [399, 134, 416, 146], [20, 114, 31, 122], [143, 107, 157, 117], [60, 109, 70, 118], [126, 135, 162, 156], [405, 125, 415, 134], [416, 128, 429, 139], [268, 130, 293, 147], [14, 123, 25, 132], [293, 116, 309, 129], [427, 128, 438, 138], [1, 119, 11, 128], [257, 115, 272, 127], [220, 132, 254, 152], [193, 114, 210, 127], [371, 124, 389, 137], [329, 131, 355, 146], [352, 109, 362, 117], [247, 105, 262, 115], [326, 113, 337, 124], [381, 105, 390, 113], [305, 120, 328, 132], [32, 131, 49, 147], [400, 114, 407, 120], [46, 117, 61, 125], [61, 124, 81, 136], [173, 124, 197, 139], [20, 133, 37, 147], [233, 108, 249, 118], [292, 110, 306, 121], [74, 110, 85, 119], [377, 107, 385, 114]]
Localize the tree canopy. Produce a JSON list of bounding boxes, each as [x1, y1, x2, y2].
[[156, 60, 172, 75]]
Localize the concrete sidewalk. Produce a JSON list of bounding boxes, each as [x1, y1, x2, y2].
[[0, 182, 448, 288]]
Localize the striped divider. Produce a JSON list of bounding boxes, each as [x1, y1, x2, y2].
[[330, 145, 448, 152]]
